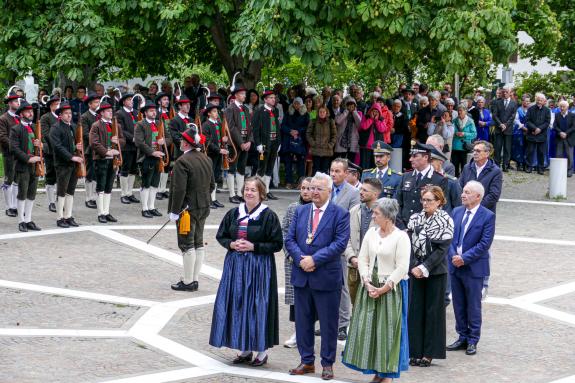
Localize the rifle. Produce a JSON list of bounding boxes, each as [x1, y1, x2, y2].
[[34, 114, 45, 177], [220, 114, 237, 170], [75, 116, 87, 178], [157, 118, 170, 172], [111, 116, 123, 170]]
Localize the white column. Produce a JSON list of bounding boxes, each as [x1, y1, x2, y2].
[[549, 158, 567, 199]]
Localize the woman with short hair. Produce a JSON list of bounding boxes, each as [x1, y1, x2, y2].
[[452, 105, 477, 176]]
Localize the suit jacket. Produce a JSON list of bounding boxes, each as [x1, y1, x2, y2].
[[134, 119, 173, 162], [525, 104, 551, 143], [552, 112, 575, 146], [202, 119, 221, 157], [252, 105, 281, 149], [491, 98, 518, 135], [40, 112, 59, 154], [224, 102, 252, 147], [89, 120, 126, 160], [80, 110, 97, 155], [448, 205, 495, 278], [168, 149, 214, 213], [332, 181, 360, 211], [0, 112, 20, 154], [115, 108, 137, 151], [285, 202, 350, 291], [50, 121, 76, 167], [169, 113, 190, 160], [9, 122, 36, 172], [458, 159, 502, 213]]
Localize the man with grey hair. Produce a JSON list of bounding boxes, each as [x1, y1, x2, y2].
[[427, 134, 455, 176], [416, 93, 443, 143], [447, 180, 495, 356], [552, 99, 574, 177], [491, 85, 518, 171], [525, 92, 550, 174]]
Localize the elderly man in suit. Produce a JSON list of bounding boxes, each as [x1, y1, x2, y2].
[[525, 93, 551, 175], [491, 85, 518, 172], [553, 100, 575, 177], [329, 158, 360, 341], [447, 181, 495, 356], [285, 172, 350, 381]]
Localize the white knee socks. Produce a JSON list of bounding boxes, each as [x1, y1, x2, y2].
[[127, 174, 136, 197], [263, 175, 271, 193], [46, 184, 56, 204], [64, 195, 74, 219], [159, 172, 168, 193], [236, 174, 245, 197], [119, 176, 128, 197], [56, 196, 66, 220], [194, 247, 205, 281], [96, 193, 104, 215], [11, 183, 18, 209], [140, 188, 149, 211], [148, 187, 157, 210], [182, 249, 196, 284], [24, 199, 33, 223], [227, 174, 235, 198], [17, 199, 25, 223], [103, 193, 111, 215]]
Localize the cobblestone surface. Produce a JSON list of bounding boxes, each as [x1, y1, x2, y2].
[[543, 292, 575, 315]]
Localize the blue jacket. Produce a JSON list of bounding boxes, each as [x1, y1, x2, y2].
[[281, 109, 309, 155], [449, 205, 495, 278], [459, 159, 502, 213], [285, 202, 350, 291]]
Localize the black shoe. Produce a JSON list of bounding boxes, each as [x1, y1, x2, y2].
[[26, 221, 41, 231], [149, 208, 162, 217], [232, 352, 253, 364], [57, 218, 70, 228], [214, 200, 225, 208], [465, 343, 477, 355], [314, 328, 321, 336], [229, 196, 242, 204], [537, 168, 544, 175], [337, 327, 347, 341], [210, 201, 218, 209], [127, 195, 140, 203], [120, 196, 131, 204], [266, 192, 278, 200], [170, 280, 198, 291], [105, 214, 117, 222], [98, 215, 108, 223], [5, 208, 17, 217], [18, 222, 28, 232], [48, 203, 56, 212], [525, 167, 533, 173], [568, 171, 573, 178], [156, 193, 165, 200], [446, 339, 468, 351], [161, 192, 169, 198], [251, 355, 268, 367], [66, 217, 79, 227], [85, 200, 97, 209], [142, 210, 153, 218]]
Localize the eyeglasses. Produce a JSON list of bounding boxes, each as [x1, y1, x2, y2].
[[309, 187, 327, 192], [421, 198, 437, 203]]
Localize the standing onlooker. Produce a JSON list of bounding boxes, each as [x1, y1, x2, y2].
[[344, 177, 382, 305], [391, 99, 408, 149], [361, 141, 402, 198], [328, 94, 343, 120], [491, 85, 518, 172], [426, 134, 455, 176], [416, 93, 443, 144], [307, 105, 336, 174], [359, 103, 392, 169], [552, 100, 575, 177], [447, 181, 495, 356], [282, 177, 313, 348], [513, 94, 531, 171], [451, 105, 477, 177], [473, 97, 492, 142], [428, 146, 461, 214], [285, 172, 350, 380], [525, 93, 551, 174], [426, 110, 455, 162], [334, 97, 361, 162], [407, 186, 454, 367], [210, 177, 283, 366], [342, 198, 410, 383], [281, 97, 309, 188]]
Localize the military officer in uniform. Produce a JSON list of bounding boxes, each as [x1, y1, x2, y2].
[[169, 125, 215, 292], [361, 140, 402, 198], [395, 142, 448, 229]]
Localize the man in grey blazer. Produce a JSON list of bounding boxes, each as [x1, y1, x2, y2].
[[490, 85, 518, 172], [329, 158, 360, 340]]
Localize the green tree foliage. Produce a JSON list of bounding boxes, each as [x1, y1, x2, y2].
[[515, 71, 575, 98]]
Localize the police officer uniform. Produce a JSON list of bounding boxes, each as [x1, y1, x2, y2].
[[361, 140, 402, 198]]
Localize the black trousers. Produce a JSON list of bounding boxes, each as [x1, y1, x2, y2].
[[359, 148, 374, 170], [85, 152, 95, 182], [120, 149, 138, 177], [15, 167, 37, 200], [2, 153, 15, 184], [95, 159, 115, 193], [312, 156, 332, 174], [283, 153, 305, 184], [257, 140, 279, 177], [493, 133, 512, 166], [139, 157, 161, 188], [451, 150, 468, 177], [208, 153, 222, 184], [44, 154, 57, 185], [229, 148, 249, 175], [408, 273, 447, 359], [56, 164, 78, 197], [526, 140, 547, 168], [556, 139, 574, 171], [177, 208, 210, 252]]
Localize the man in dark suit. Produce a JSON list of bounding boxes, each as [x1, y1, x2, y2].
[[525, 93, 551, 175], [491, 85, 518, 171], [447, 180, 495, 356], [552, 100, 575, 177], [285, 172, 350, 380]]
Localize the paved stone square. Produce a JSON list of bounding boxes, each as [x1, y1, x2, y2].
[[1, 173, 575, 383]]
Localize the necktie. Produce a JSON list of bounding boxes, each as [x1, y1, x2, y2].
[[378, 170, 384, 179], [458, 210, 472, 246], [312, 208, 321, 234], [415, 172, 422, 186], [332, 187, 339, 201], [504, 99, 508, 109]]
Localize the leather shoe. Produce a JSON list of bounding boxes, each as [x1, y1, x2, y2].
[[85, 200, 97, 209], [155, 193, 165, 200], [537, 168, 544, 175], [321, 366, 334, 380], [48, 203, 56, 212], [57, 218, 70, 228], [466, 343, 477, 355], [289, 363, 315, 375], [446, 339, 467, 351], [266, 192, 278, 200], [18, 222, 28, 232], [210, 201, 218, 209], [232, 352, 253, 364], [229, 196, 242, 204], [66, 217, 79, 227], [120, 196, 131, 204], [251, 355, 268, 367], [105, 214, 117, 222], [214, 200, 224, 208], [98, 215, 108, 223], [127, 195, 140, 203], [337, 327, 347, 341], [26, 221, 41, 231], [525, 166, 533, 173], [170, 280, 198, 292], [149, 209, 162, 217], [6, 208, 17, 217], [142, 210, 153, 218]]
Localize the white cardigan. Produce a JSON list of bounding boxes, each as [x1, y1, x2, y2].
[[358, 226, 411, 287]]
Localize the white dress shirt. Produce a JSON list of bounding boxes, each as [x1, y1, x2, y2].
[[457, 204, 480, 255]]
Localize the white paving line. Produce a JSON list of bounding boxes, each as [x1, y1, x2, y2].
[[165, 294, 216, 309], [494, 235, 575, 247], [549, 375, 575, 383], [99, 224, 219, 231], [0, 328, 127, 337], [500, 198, 575, 207], [0, 226, 87, 240], [513, 281, 575, 304], [129, 305, 181, 336], [510, 302, 575, 326], [222, 367, 354, 383], [0, 279, 156, 307], [100, 367, 214, 383]]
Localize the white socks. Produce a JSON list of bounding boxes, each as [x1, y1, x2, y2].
[[227, 174, 236, 198], [97, 193, 104, 215], [148, 187, 157, 210], [24, 199, 33, 223], [103, 193, 111, 215], [182, 249, 196, 284], [140, 188, 149, 211], [3, 184, 11, 209], [119, 176, 128, 197], [56, 196, 66, 220], [159, 172, 168, 193], [194, 247, 205, 281], [64, 195, 74, 219], [211, 189, 216, 201], [85, 181, 96, 202], [17, 199, 26, 223], [263, 175, 271, 193], [11, 183, 18, 209], [46, 184, 56, 204], [236, 174, 245, 197], [127, 174, 136, 197]]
